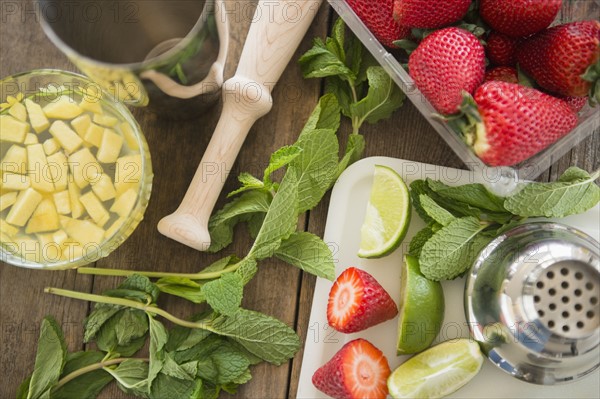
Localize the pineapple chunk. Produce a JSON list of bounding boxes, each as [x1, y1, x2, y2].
[[52, 229, 68, 246], [1, 173, 30, 191], [36, 233, 62, 262], [9, 101, 27, 122], [46, 151, 69, 191], [53, 190, 71, 215], [115, 154, 142, 195], [96, 129, 123, 163], [84, 122, 104, 147], [25, 99, 50, 133], [59, 215, 72, 229], [67, 178, 84, 218], [0, 191, 18, 212], [65, 218, 105, 248], [26, 197, 60, 233], [71, 114, 92, 138], [6, 188, 43, 226], [93, 113, 119, 128], [110, 188, 137, 217], [79, 97, 103, 114], [91, 173, 117, 201], [105, 216, 126, 239], [0, 219, 19, 237], [1, 145, 27, 174], [11, 235, 41, 262], [119, 122, 139, 151], [61, 239, 85, 261], [0, 115, 28, 143], [49, 121, 83, 153], [68, 147, 103, 188], [43, 138, 60, 156], [27, 144, 55, 193], [79, 191, 109, 227], [24, 133, 39, 145], [42, 96, 83, 119]]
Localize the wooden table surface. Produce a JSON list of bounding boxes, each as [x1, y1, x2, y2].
[[1, 1, 598, 398]]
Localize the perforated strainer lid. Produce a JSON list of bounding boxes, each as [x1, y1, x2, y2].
[[466, 222, 600, 385]]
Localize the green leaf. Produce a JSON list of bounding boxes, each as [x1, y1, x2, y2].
[[275, 232, 335, 280], [102, 289, 153, 304], [410, 180, 434, 223], [201, 272, 244, 316], [300, 93, 341, 137], [426, 179, 507, 213], [16, 376, 31, 399], [119, 274, 160, 303], [235, 258, 258, 285], [94, 310, 148, 356], [51, 352, 113, 399], [263, 145, 302, 185], [247, 212, 265, 239], [208, 190, 271, 252], [325, 76, 353, 117], [148, 317, 168, 390], [171, 334, 223, 365], [104, 359, 149, 395], [227, 173, 265, 197], [408, 226, 435, 257], [419, 195, 456, 226], [330, 17, 346, 62], [161, 353, 196, 381], [299, 37, 355, 81], [27, 316, 67, 399], [84, 304, 121, 343], [225, 339, 263, 365], [249, 168, 299, 260], [167, 325, 211, 353], [349, 66, 404, 125], [149, 373, 202, 399], [202, 256, 239, 274], [156, 277, 205, 304], [208, 308, 300, 365], [211, 344, 251, 384], [115, 308, 149, 346], [504, 168, 600, 218], [337, 134, 365, 178], [420, 217, 492, 280], [291, 129, 339, 213]]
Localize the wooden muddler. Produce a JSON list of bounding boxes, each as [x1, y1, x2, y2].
[[158, 0, 323, 251]]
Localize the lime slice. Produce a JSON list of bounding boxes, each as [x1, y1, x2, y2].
[[397, 255, 444, 354], [388, 339, 484, 399], [358, 165, 411, 258]]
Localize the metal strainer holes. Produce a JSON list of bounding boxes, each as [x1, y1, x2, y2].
[[532, 260, 599, 338]]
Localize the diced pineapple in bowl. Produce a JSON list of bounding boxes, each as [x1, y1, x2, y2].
[[0, 70, 152, 269]]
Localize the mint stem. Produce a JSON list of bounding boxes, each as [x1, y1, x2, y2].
[[52, 357, 149, 391], [77, 262, 240, 280], [44, 287, 212, 330]]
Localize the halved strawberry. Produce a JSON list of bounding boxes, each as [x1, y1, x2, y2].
[[312, 338, 391, 399], [327, 267, 398, 333]]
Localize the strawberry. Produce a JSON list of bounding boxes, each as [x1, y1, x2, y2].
[[312, 339, 391, 399], [393, 0, 471, 29], [516, 21, 600, 98], [463, 81, 578, 166], [480, 0, 562, 38], [327, 267, 397, 333], [409, 27, 486, 114], [347, 0, 410, 48], [484, 66, 518, 84], [486, 32, 517, 66], [560, 96, 588, 113]]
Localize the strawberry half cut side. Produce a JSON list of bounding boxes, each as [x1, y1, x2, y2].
[[312, 338, 391, 399], [327, 267, 398, 334]]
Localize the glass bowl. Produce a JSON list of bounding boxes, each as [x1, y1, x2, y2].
[[0, 69, 153, 269]]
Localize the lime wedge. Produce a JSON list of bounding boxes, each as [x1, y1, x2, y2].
[[358, 165, 411, 258], [388, 339, 484, 399], [397, 255, 444, 354]]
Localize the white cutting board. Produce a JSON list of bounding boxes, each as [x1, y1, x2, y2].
[[297, 156, 600, 399]]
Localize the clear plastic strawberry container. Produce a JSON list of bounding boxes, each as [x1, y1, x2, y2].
[[327, 0, 600, 192]]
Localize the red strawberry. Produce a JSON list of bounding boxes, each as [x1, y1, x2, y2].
[[393, 0, 471, 29], [347, 0, 410, 48], [409, 27, 486, 114], [464, 81, 578, 166], [516, 21, 600, 98], [312, 339, 391, 399], [484, 66, 518, 83], [327, 267, 397, 333], [560, 96, 588, 112], [486, 32, 517, 66], [480, 0, 562, 38]]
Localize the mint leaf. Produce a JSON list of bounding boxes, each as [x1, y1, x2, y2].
[[408, 226, 435, 257], [227, 173, 264, 197], [504, 168, 600, 218], [350, 66, 404, 125], [94, 310, 148, 357], [84, 304, 121, 343], [299, 37, 354, 81], [148, 317, 168, 390], [104, 359, 149, 394], [211, 343, 251, 384], [26, 316, 67, 399], [51, 352, 113, 399], [201, 273, 244, 316], [325, 76, 353, 117], [427, 179, 507, 213], [208, 309, 300, 365], [419, 195, 456, 226], [156, 277, 204, 304], [263, 145, 302, 185], [149, 373, 202, 399], [330, 17, 346, 62], [410, 180, 435, 223], [235, 258, 258, 285], [208, 190, 271, 252], [161, 353, 196, 381], [337, 134, 365, 178], [291, 129, 339, 213], [275, 232, 335, 280], [249, 168, 299, 260], [300, 93, 341, 136], [420, 217, 491, 280], [115, 308, 149, 346]]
